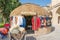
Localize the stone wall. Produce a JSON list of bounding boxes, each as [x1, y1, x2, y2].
[[51, 0, 60, 26]]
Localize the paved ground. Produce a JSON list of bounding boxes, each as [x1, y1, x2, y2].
[[25, 26, 60, 40], [36, 26, 60, 40], [0, 26, 60, 40]]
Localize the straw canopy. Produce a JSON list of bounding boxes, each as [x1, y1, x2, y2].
[[56, 7, 60, 14], [48, 11, 52, 16], [10, 3, 50, 16]]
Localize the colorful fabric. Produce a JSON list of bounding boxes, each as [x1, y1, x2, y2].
[[43, 18, 46, 26], [15, 16, 26, 27], [0, 28, 8, 35], [20, 17, 26, 28], [46, 16, 51, 26], [40, 16, 44, 20], [10, 16, 13, 27], [17, 16, 23, 26], [46, 16, 49, 20], [10, 16, 13, 21], [40, 17, 44, 27], [4, 23, 10, 28], [40, 17, 46, 27], [32, 16, 41, 31], [10, 16, 23, 27]]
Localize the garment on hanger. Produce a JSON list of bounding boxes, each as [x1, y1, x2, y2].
[[20, 17, 26, 28], [10, 16, 13, 27], [17, 16, 23, 26], [43, 17, 46, 27], [46, 16, 51, 26], [32, 16, 41, 31], [10, 16, 15, 27], [40, 16, 46, 27]]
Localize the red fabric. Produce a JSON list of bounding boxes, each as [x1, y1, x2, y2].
[[32, 17, 41, 31], [4, 23, 10, 28], [0, 28, 8, 34]]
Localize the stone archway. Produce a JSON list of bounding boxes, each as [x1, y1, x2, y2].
[[56, 7, 60, 25], [56, 7, 60, 14]]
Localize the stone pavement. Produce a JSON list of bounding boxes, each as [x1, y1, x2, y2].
[[36, 26, 60, 40], [25, 26, 60, 40]]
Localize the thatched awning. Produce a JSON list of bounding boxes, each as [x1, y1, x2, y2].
[[56, 7, 60, 14], [10, 4, 51, 16], [48, 11, 52, 16]]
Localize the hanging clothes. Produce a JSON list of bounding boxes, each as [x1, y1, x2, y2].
[[46, 16, 51, 26], [40, 16, 44, 27], [17, 16, 26, 32], [43, 17, 46, 27], [40, 16, 46, 27], [10, 16, 15, 27], [32, 16, 41, 31], [20, 17, 26, 28], [10, 16, 13, 22], [17, 16, 23, 26], [10, 16, 13, 27], [10, 16, 17, 32], [11, 16, 15, 27], [0, 28, 8, 35]]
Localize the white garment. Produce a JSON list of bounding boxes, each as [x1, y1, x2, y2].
[[11, 16, 15, 27], [17, 16, 23, 26], [11, 16, 23, 27]]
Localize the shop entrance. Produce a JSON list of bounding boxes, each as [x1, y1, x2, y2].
[[24, 16, 34, 33], [24, 16, 33, 30]]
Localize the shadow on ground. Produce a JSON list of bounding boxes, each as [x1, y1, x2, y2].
[[51, 27, 55, 32], [26, 36, 36, 40]]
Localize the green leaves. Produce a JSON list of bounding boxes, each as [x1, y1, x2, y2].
[[0, 0, 21, 22]]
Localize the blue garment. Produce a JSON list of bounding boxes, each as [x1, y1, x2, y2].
[[40, 16, 44, 21], [20, 17, 26, 28], [46, 16, 49, 21], [46, 16, 51, 21]]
